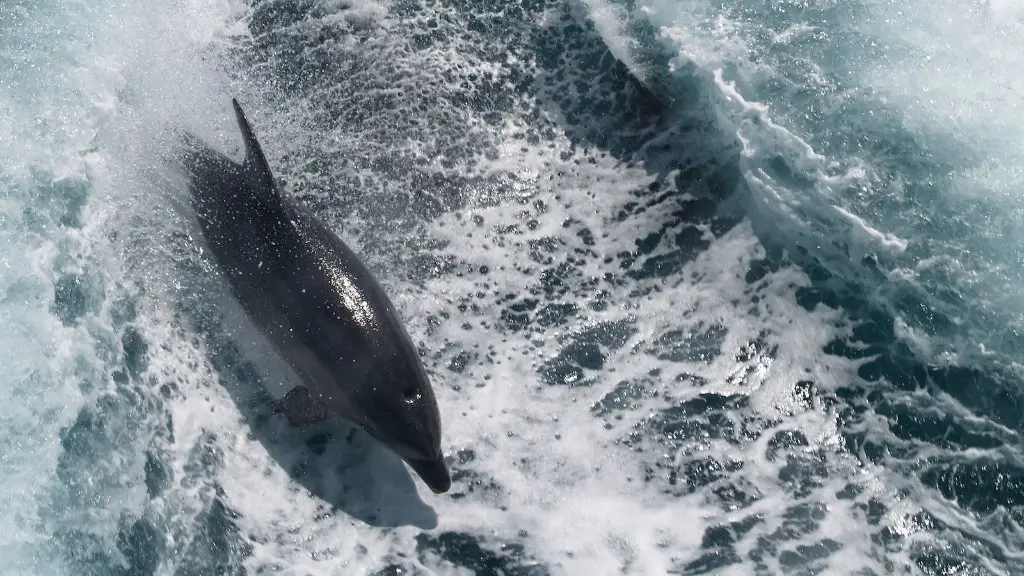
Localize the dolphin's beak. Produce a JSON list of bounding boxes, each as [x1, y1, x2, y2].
[[406, 455, 452, 494]]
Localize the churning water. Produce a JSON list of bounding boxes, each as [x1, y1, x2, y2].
[[2, 0, 1024, 574]]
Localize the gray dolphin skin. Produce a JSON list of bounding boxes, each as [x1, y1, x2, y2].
[[180, 98, 451, 494]]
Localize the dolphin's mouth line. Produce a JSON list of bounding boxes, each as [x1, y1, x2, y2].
[[405, 455, 452, 494]]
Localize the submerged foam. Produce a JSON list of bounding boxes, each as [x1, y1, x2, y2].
[[634, 0, 1024, 572], [641, 0, 1024, 365]]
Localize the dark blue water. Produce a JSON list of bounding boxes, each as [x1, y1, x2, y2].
[[3, 0, 1024, 574]]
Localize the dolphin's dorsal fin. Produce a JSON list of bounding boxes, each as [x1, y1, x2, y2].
[[232, 98, 281, 209]]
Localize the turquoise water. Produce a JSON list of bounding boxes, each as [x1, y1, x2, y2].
[[2, 0, 1023, 574]]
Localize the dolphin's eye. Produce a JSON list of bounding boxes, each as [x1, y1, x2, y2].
[[402, 385, 419, 402]]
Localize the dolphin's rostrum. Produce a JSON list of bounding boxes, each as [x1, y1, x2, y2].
[[181, 99, 451, 494]]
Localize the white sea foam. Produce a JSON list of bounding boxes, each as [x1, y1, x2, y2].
[[0, 0, 244, 573], [112, 20, 875, 568], [580, 0, 646, 81], [834, 205, 908, 253]]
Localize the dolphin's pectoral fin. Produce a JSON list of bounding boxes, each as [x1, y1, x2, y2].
[[231, 98, 282, 211], [270, 385, 330, 427]]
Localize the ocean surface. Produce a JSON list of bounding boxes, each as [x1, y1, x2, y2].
[[2, 0, 1024, 574]]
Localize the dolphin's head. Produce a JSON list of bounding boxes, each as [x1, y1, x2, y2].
[[354, 349, 451, 494]]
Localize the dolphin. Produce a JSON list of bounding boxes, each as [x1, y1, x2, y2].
[[179, 98, 451, 494]]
